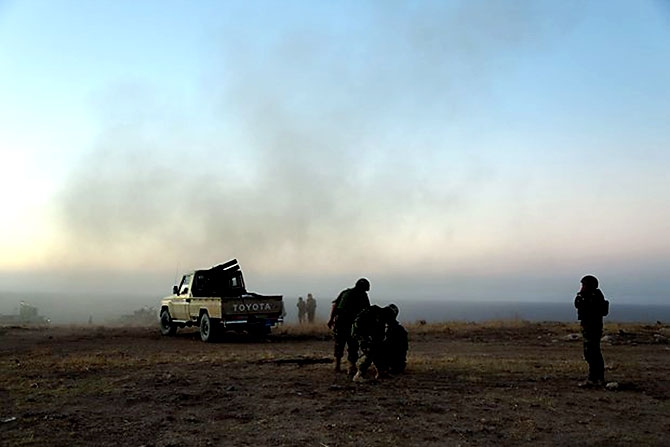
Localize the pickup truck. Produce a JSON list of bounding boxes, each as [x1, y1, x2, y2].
[[159, 259, 284, 342]]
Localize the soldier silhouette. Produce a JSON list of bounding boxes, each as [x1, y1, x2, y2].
[[380, 305, 408, 375], [351, 304, 404, 382], [296, 297, 306, 324], [306, 293, 317, 324], [574, 275, 609, 388], [328, 278, 371, 375]]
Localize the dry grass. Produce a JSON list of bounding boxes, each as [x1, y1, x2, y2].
[[274, 319, 577, 337], [273, 321, 331, 337], [409, 351, 585, 377]]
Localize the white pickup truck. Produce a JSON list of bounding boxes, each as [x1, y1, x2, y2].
[[159, 259, 284, 342]]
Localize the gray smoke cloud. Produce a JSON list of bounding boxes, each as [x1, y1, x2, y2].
[[53, 2, 579, 278]]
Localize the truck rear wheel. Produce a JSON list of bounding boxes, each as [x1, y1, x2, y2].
[[159, 309, 177, 336], [199, 313, 218, 342]]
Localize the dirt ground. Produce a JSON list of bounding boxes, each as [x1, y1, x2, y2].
[[1, 322, 669, 446]]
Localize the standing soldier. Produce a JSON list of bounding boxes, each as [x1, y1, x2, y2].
[[327, 278, 371, 375], [296, 297, 306, 324], [306, 293, 317, 324], [574, 275, 609, 388]]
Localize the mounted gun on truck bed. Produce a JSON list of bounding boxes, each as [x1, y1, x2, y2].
[[159, 259, 284, 342]]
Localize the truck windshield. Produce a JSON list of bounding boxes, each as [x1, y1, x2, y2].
[[179, 274, 192, 295]]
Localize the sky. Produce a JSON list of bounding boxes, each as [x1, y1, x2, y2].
[[1, 0, 669, 314]]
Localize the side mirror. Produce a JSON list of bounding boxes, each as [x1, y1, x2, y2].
[[173, 285, 179, 295]]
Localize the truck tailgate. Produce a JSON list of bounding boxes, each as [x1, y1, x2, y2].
[[221, 294, 283, 317]]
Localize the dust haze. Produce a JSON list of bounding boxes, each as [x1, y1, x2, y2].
[[53, 2, 576, 270]]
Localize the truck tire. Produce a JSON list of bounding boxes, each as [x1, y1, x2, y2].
[[159, 309, 177, 336], [199, 313, 218, 342]]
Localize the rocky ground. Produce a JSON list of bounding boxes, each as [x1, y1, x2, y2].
[[1, 322, 669, 446]]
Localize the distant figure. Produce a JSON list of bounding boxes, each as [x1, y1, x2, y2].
[[351, 304, 401, 382], [88, 315, 93, 325], [306, 293, 317, 324], [574, 275, 610, 388], [297, 297, 306, 324], [328, 278, 371, 375]]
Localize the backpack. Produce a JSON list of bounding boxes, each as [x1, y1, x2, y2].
[[601, 299, 609, 317]]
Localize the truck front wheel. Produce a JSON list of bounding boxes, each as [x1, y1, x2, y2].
[[159, 309, 177, 336], [199, 313, 218, 342]]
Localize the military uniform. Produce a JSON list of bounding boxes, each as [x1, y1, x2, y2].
[[306, 294, 317, 323], [297, 298, 306, 324], [382, 320, 408, 374], [352, 305, 390, 378], [329, 280, 371, 374], [574, 275, 609, 385]]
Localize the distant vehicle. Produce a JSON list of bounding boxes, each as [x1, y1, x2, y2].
[[0, 302, 50, 326], [159, 259, 284, 342]]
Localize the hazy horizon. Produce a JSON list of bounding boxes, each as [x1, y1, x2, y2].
[[3, 289, 670, 326], [2, 265, 669, 325]]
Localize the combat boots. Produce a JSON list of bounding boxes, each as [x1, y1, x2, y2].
[[352, 370, 369, 383], [375, 369, 390, 380], [334, 357, 342, 372]]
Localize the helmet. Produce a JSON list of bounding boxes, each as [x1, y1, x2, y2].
[[580, 275, 599, 289], [355, 278, 370, 291], [386, 303, 399, 318]]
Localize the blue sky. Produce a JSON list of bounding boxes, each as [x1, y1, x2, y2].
[[1, 0, 669, 305]]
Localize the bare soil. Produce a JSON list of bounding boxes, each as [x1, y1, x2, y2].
[[1, 322, 669, 446]]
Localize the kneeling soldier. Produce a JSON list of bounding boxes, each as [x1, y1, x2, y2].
[[382, 307, 408, 374]]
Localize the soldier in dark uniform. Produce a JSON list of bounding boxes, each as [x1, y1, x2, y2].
[[327, 278, 371, 375], [306, 293, 317, 324], [351, 304, 400, 382], [382, 308, 408, 374], [574, 274, 609, 387], [296, 297, 306, 324]]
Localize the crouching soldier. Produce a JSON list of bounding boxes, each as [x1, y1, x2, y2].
[[382, 308, 408, 374], [574, 274, 610, 388], [351, 304, 400, 382]]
